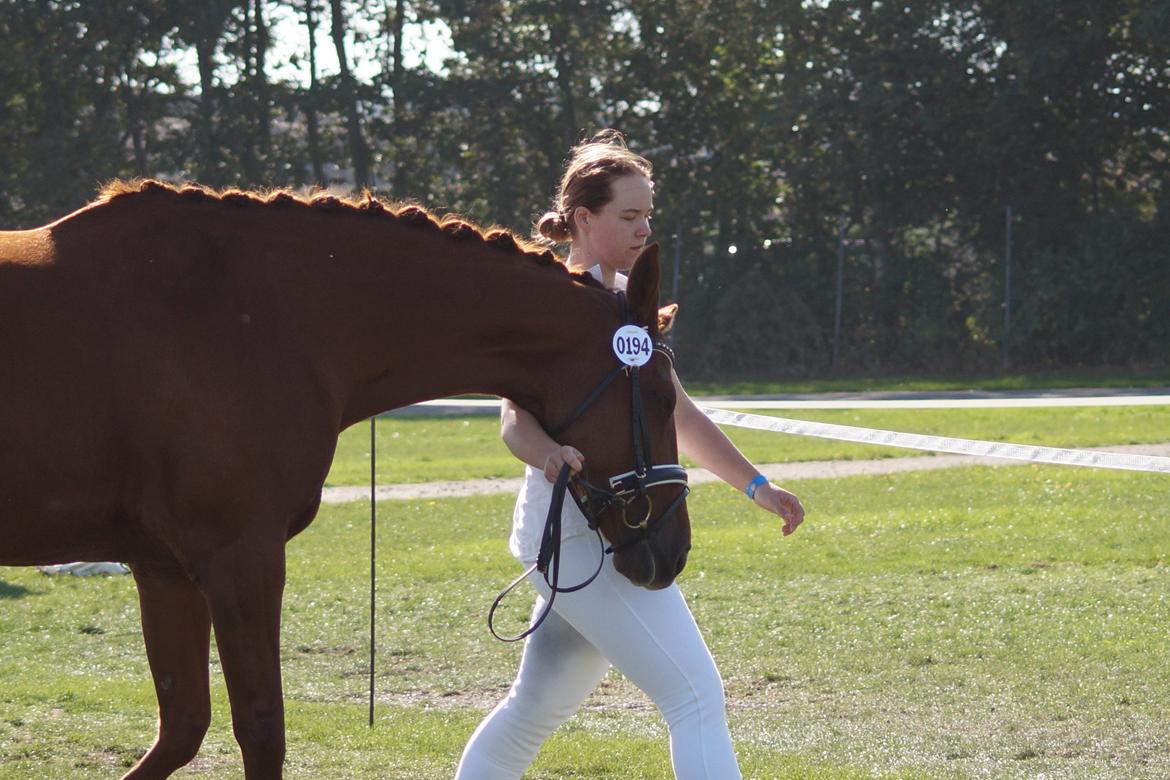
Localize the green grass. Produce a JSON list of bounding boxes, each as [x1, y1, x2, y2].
[[328, 415, 512, 486], [3, 461, 1168, 778], [329, 405, 1170, 486], [678, 367, 1170, 396]]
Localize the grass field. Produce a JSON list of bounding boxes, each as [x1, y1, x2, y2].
[[678, 367, 1170, 396], [327, 405, 1170, 486], [3, 405, 1169, 778]]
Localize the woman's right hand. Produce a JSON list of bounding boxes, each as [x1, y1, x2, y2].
[[543, 445, 585, 483]]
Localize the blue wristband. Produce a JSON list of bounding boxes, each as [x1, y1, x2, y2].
[[745, 474, 768, 499]]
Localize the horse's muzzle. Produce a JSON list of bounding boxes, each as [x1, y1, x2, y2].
[[612, 539, 690, 590]]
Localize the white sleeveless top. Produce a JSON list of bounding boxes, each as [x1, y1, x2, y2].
[[508, 265, 627, 563]]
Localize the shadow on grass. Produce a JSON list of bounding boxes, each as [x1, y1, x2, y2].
[[0, 579, 33, 599]]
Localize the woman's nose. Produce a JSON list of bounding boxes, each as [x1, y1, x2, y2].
[[638, 219, 651, 238]]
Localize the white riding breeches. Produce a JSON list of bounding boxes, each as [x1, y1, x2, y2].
[[455, 534, 741, 779]]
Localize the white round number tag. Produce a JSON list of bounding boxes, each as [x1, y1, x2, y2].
[[612, 325, 653, 367]]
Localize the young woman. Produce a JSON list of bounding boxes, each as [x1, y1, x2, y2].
[[455, 130, 805, 780]]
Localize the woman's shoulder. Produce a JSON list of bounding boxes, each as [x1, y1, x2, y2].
[[585, 264, 628, 291]]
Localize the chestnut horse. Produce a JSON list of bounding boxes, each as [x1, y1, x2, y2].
[[0, 181, 690, 778]]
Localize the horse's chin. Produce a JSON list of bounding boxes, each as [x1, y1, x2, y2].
[[612, 540, 686, 590]]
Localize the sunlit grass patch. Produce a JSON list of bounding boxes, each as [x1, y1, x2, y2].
[[3, 463, 1168, 778]]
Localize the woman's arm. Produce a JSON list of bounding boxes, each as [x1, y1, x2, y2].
[[500, 399, 585, 483], [671, 371, 805, 536]]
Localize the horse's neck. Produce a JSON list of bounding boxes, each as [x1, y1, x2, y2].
[[57, 197, 602, 429], [278, 216, 606, 427]]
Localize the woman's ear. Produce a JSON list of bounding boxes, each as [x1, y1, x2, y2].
[[571, 206, 591, 235], [626, 244, 662, 330]]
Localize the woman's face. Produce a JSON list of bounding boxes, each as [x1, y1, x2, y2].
[[574, 174, 653, 272]]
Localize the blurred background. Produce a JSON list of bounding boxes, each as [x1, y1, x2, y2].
[[2, 0, 1167, 379]]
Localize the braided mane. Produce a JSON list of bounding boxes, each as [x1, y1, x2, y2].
[[95, 179, 600, 282]]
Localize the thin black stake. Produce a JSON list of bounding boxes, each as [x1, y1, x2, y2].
[[369, 415, 376, 727]]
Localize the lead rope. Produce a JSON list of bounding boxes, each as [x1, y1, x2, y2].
[[621, 291, 653, 499], [487, 463, 606, 642]]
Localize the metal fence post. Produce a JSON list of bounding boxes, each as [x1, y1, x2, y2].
[[1003, 205, 1013, 368], [832, 214, 846, 370]]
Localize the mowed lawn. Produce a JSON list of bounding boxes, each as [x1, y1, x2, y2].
[[2, 407, 1168, 778], [327, 404, 1170, 485]]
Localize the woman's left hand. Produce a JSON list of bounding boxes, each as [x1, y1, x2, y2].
[[753, 483, 805, 536]]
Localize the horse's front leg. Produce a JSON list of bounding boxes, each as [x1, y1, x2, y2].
[[122, 562, 212, 780], [200, 538, 288, 779]]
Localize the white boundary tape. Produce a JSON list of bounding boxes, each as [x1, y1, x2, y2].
[[409, 394, 1170, 412], [697, 395, 1170, 410], [700, 407, 1170, 475]]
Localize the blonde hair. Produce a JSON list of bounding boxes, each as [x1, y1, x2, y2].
[[535, 129, 653, 243]]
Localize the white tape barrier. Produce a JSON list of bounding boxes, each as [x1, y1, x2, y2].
[[700, 407, 1170, 475], [410, 394, 1170, 412], [698, 395, 1170, 410]]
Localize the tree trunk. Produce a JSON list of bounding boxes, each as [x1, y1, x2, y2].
[[240, 0, 260, 182], [175, 1, 232, 186], [123, 78, 149, 177], [329, 0, 372, 189], [303, 0, 326, 185], [195, 35, 221, 185], [387, 0, 406, 194], [550, 23, 578, 150], [254, 0, 272, 165], [389, 0, 405, 116]]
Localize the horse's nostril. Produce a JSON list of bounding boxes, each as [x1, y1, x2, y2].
[[674, 550, 689, 577]]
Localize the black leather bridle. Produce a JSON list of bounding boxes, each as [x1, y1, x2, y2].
[[488, 292, 691, 642]]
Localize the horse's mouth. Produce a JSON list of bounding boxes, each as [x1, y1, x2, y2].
[[613, 542, 689, 590]]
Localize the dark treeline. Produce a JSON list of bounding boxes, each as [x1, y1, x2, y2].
[[2, 1, 1168, 378]]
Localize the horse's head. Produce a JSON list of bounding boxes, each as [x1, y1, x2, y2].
[[542, 245, 691, 590]]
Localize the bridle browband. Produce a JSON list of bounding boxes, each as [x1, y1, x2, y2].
[[488, 292, 691, 642]]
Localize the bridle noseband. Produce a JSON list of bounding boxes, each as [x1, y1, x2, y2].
[[488, 292, 691, 642]]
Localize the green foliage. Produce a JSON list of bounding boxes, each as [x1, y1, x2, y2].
[[682, 366, 1170, 394], [1, 1, 1167, 374]]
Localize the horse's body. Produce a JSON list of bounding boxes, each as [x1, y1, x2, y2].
[[0, 181, 688, 778]]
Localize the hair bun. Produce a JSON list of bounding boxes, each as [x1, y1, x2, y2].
[[536, 210, 572, 242], [586, 128, 629, 149]]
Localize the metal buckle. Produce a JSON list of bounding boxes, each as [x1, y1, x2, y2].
[[621, 494, 654, 529]]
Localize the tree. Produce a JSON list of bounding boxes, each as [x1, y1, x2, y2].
[[300, 0, 329, 184], [328, 0, 373, 188], [1, 0, 1165, 375]]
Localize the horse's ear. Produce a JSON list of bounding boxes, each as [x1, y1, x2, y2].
[[626, 244, 661, 330], [657, 303, 679, 334]]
